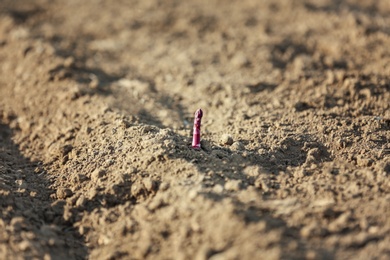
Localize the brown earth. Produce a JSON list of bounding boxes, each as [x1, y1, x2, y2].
[[1, 0, 390, 259]]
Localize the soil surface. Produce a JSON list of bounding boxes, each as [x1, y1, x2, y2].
[[1, 0, 390, 259]]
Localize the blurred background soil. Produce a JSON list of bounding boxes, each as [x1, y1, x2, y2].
[[0, 0, 389, 259]]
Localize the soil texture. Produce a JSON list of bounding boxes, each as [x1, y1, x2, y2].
[[0, 0, 390, 259]]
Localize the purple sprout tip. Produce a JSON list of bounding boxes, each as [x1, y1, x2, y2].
[[195, 108, 203, 118], [192, 108, 203, 149]]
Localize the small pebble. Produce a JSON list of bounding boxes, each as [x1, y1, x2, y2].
[[231, 52, 250, 68], [213, 184, 224, 193], [56, 187, 73, 199], [231, 141, 244, 150], [18, 240, 32, 251], [188, 189, 198, 199], [75, 195, 85, 207], [220, 134, 233, 146], [159, 182, 170, 191], [224, 180, 241, 191], [63, 56, 75, 68], [91, 169, 106, 182], [143, 178, 156, 192], [79, 225, 87, 235]]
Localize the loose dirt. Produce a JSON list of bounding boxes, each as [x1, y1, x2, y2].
[[1, 0, 390, 259]]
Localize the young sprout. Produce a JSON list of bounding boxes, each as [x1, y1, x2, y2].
[[192, 108, 203, 149]]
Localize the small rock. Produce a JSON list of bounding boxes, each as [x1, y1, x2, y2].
[[63, 56, 75, 68], [306, 250, 318, 260], [231, 141, 244, 150], [148, 198, 164, 210], [15, 179, 27, 189], [89, 74, 99, 88], [213, 184, 224, 193], [98, 234, 111, 245], [188, 189, 198, 199], [18, 240, 32, 251], [307, 148, 321, 160], [143, 178, 156, 192], [79, 225, 88, 235], [56, 188, 73, 199], [368, 226, 379, 234], [243, 165, 261, 177], [75, 195, 85, 207], [224, 180, 241, 191], [293, 169, 306, 179], [159, 182, 170, 191], [131, 183, 144, 197], [91, 169, 106, 182], [220, 134, 234, 146], [231, 52, 250, 68]]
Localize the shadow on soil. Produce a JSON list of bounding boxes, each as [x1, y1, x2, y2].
[[0, 122, 87, 259]]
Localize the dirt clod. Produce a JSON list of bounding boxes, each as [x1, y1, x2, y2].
[[56, 188, 73, 200], [224, 180, 241, 191], [220, 134, 234, 146], [91, 169, 106, 182]]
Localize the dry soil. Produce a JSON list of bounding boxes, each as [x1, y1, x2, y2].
[[0, 0, 390, 259]]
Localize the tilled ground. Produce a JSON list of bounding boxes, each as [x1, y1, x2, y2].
[[0, 0, 390, 259]]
